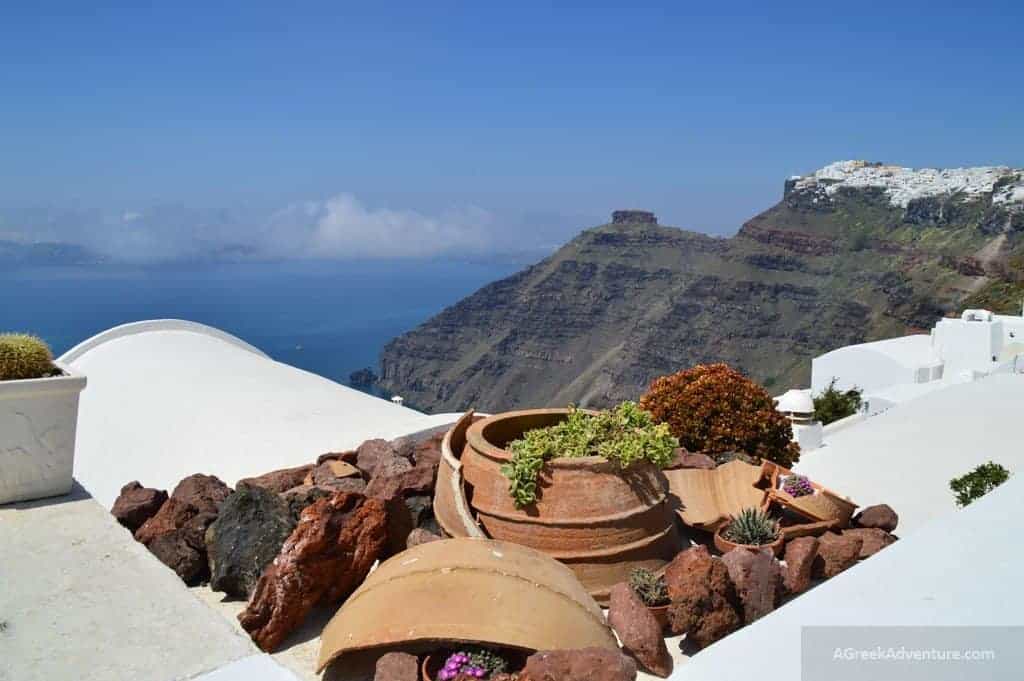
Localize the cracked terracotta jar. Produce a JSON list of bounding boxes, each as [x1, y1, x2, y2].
[[460, 408, 680, 603]]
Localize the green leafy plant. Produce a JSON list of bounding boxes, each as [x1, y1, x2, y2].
[[640, 363, 800, 467], [813, 378, 863, 425], [502, 401, 678, 507], [949, 462, 1010, 508], [722, 507, 780, 546], [0, 333, 57, 381], [628, 567, 669, 607]]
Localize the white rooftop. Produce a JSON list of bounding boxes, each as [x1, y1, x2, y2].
[[61, 320, 458, 507], [0, 483, 300, 681], [797, 372, 1022, 533], [673, 471, 1024, 681]]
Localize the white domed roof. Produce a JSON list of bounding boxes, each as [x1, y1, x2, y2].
[[775, 388, 814, 414]]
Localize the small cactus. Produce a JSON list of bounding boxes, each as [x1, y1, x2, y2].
[[0, 334, 57, 381], [722, 507, 780, 546], [628, 567, 669, 606]]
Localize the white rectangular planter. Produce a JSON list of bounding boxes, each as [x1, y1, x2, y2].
[[0, 362, 87, 504]]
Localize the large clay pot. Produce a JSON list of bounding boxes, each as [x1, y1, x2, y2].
[[460, 409, 680, 603]]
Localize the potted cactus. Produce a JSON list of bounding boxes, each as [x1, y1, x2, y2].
[[0, 334, 87, 504], [713, 507, 783, 556], [628, 567, 671, 631]]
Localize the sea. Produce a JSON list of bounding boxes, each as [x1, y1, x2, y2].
[[0, 260, 517, 393]]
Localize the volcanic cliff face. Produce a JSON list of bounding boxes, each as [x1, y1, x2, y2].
[[380, 161, 1024, 413]]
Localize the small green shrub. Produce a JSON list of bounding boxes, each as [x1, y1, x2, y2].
[[0, 333, 56, 381], [813, 378, 862, 425], [629, 567, 669, 607], [640, 363, 800, 467], [722, 507, 779, 546], [949, 462, 1010, 508], [502, 401, 678, 507]]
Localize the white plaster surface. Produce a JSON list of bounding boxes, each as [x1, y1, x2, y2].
[[61, 320, 458, 507], [193, 654, 301, 681], [671, 473, 1024, 680], [797, 372, 1023, 534], [0, 483, 272, 681], [811, 334, 938, 395], [0, 363, 86, 504]]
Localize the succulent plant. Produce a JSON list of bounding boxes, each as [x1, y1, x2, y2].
[[722, 507, 780, 546], [628, 567, 669, 607], [640, 363, 800, 468], [0, 333, 57, 381], [782, 474, 814, 498], [949, 462, 1010, 508], [438, 647, 509, 680], [502, 401, 678, 507]]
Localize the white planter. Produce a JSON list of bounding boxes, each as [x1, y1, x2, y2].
[[0, 362, 87, 504]]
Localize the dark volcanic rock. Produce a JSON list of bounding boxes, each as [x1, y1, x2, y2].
[[520, 648, 638, 681], [782, 536, 819, 595], [238, 465, 314, 494], [842, 527, 897, 558], [317, 450, 358, 466], [813, 532, 863, 579], [608, 582, 672, 677], [206, 484, 297, 598], [374, 652, 418, 681], [238, 492, 387, 652], [146, 510, 217, 584], [131, 474, 233, 583], [722, 548, 781, 624], [111, 481, 167, 532], [853, 504, 899, 532], [664, 545, 741, 649]]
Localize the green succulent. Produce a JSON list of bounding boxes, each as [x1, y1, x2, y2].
[[949, 462, 1010, 508], [0, 333, 57, 381], [501, 401, 678, 507], [722, 507, 780, 546], [629, 567, 669, 607]]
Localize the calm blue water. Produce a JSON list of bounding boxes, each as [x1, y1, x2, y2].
[[0, 260, 516, 390]]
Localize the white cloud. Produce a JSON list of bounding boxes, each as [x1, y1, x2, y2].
[[262, 194, 496, 259]]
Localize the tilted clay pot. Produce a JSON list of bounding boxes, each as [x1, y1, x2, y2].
[[713, 524, 784, 557], [460, 409, 680, 604]]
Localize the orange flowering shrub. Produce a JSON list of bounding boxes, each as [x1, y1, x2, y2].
[[639, 363, 799, 467]]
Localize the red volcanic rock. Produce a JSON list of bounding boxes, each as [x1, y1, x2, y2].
[[813, 532, 863, 579], [374, 652, 418, 681], [146, 510, 217, 584], [853, 504, 898, 532], [238, 465, 314, 494], [317, 450, 358, 466], [354, 439, 399, 477], [782, 536, 819, 595], [238, 492, 387, 652], [520, 648, 638, 681], [664, 545, 741, 649], [406, 527, 442, 548], [665, 448, 716, 470], [365, 458, 435, 500], [308, 460, 362, 486], [111, 481, 167, 532], [722, 547, 781, 624], [280, 481, 365, 519], [608, 583, 672, 677], [842, 528, 897, 558], [170, 473, 232, 514]]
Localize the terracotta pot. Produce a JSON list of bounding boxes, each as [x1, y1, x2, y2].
[[316, 538, 617, 673], [713, 525, 784, 557], [434, 410, 487, 539], [763, 462, 858, 527], [460, 409, 680, 603], [647, 603, 671, 632]]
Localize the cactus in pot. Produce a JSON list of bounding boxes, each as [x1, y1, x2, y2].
[[0, 334, 58, 381]]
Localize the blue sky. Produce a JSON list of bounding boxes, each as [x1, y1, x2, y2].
[[1, 1, 1022, 259]]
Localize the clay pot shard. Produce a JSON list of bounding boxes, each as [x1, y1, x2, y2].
[[316, 537, 617, 674]]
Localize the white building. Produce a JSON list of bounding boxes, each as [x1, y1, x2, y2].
[[811, 307, 1024, 412]]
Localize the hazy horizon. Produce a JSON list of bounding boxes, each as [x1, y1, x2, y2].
[[3, 2, 1022, 262]]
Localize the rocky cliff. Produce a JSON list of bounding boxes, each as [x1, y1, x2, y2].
[[380, 161, 1024, 412]]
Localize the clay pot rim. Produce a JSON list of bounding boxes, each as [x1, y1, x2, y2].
[[466, 408, 620, 466]]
